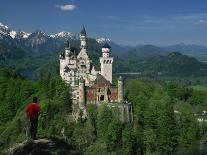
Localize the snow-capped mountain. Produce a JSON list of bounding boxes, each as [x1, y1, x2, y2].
[[15, 31, 31, 39], [0, 22, 31, 40], [0, 22, 74, 54], [50, 31, 74, 39], [0, 22, 8, 29], [96, 37, 110, 44], [0, 22, 11, 39]]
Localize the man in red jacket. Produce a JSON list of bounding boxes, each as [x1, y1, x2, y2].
[[26, 97, 41, 140]]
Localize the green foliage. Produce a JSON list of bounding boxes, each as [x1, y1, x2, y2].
[[97, 104, 113, 139], [0, 66, 207, 154], [175, 102, 199, 147], [0, 69, 72, 151], [85, 141, 110, 155]]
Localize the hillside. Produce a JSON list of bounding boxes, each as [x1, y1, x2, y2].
[[1, 38, 207, 79], [0, 40, 59, 79], [8, 138, 80, 155], [0, 65, 73, 153], [115, 52, 207, 76], [123, 44, 168, 58], [1, 22, 207, 79], [163, 44, 207, 62], [0, 37, 110, 79], [0, 66, 207, 154], [142, 52, 207, 76]]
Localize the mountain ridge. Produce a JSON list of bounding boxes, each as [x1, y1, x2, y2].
[[1, 22, 207, 59]]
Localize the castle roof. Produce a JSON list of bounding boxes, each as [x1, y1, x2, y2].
[[92, 74, 113, 87], [80, 26, 86, 36], [65, 40, 71, 49], [102, 42, 111, 49]]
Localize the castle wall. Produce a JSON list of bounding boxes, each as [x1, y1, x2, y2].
[[86, 87, 118, 103], [110, 88, 118, 102]]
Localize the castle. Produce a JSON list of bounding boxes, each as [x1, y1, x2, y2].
[[59, 26, 132, 122]]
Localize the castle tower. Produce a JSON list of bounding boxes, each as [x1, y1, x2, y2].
[[79, 77, 86, 108], [59, 40, 72, 80], [65, 40, 72, 61], [100, 43, 113, 83], [80, 26, 87, 49], [118, 76, 124, 102]]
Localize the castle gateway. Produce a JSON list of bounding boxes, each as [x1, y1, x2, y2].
[[59, 26, 132, 122]]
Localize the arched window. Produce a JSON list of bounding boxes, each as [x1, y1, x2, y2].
[[100, 95, 104, 101]]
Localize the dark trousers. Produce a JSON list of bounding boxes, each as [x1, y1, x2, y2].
[[30, 116, 38, 140]]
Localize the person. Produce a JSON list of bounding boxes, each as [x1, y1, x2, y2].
[[26, 97, 41, 140]]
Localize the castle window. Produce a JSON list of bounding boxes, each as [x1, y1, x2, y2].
[[104, 60, 106, 64], [100, 95, 104, 101], [106, 60, 109, 64], [81, 65, 86, 69]]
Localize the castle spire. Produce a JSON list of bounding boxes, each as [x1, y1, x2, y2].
[[66, 39, 71, 49], [80, 25, 87, 49], [80, 25, 86, 36]]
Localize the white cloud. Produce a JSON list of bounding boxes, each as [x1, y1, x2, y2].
[[175, 13, 207, 20], [56, 4, 76, 11], [194, 19, 207, 25]]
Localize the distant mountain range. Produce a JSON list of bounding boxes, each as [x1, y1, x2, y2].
[[0, 22, 74, 54], [1, 22, 207, 79], [1, 22, 207, 59], [163, 43, 207, 55]]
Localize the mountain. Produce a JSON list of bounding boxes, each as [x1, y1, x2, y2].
[[163, 44, 207, 62], [1, 22, 207, 78], [0, 22, 31, 41], [0, 22, 74, 54], [96, 37, 133, 55], [23, 30, 58, 54], [163, 43, 207, 55], [50, 31, 73, 39], [115, 52, 207, 76], [124, 44, 169, 59], [142, 52, 207, 76], [96, 37, 110, 44]]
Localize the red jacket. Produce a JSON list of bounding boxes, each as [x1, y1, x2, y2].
[[26, 103, 41, 118]]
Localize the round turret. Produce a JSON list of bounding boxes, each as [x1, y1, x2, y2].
[[102, 43, 111, 57], [118, 76, 124, 103], [79, 77, 86, 108], [118, 76, 123, 81]]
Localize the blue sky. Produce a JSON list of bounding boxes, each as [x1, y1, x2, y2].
[[0, 0, 207, 46]]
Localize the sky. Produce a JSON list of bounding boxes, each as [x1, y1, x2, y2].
[[0, 0, 207, 46]]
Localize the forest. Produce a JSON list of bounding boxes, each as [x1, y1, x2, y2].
[[0, 65, 206, 155]]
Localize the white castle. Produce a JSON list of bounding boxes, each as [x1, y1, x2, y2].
[[59, 26, 132, 122], [59, 26, 113, 86]]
